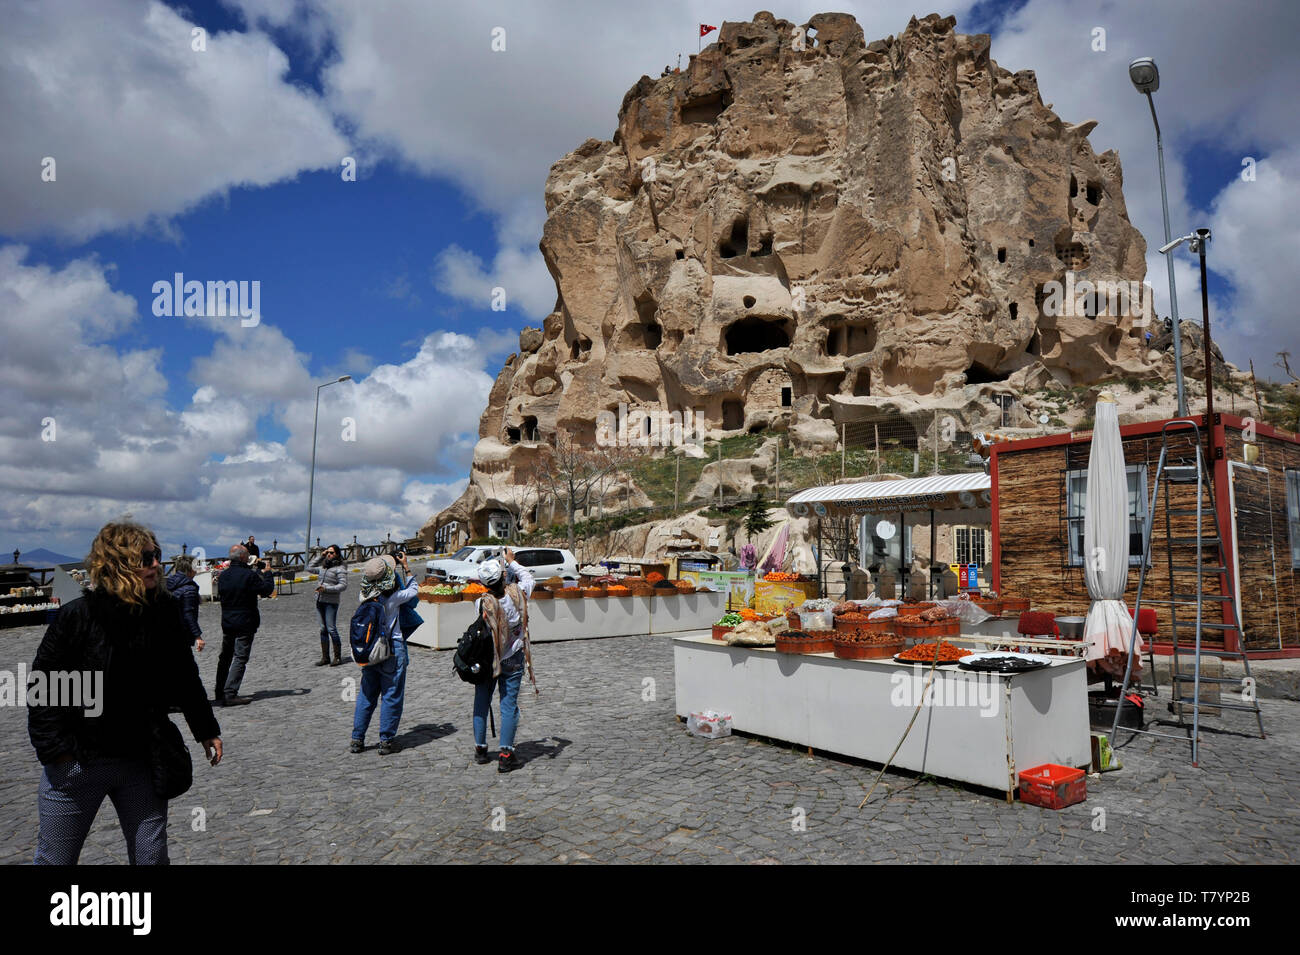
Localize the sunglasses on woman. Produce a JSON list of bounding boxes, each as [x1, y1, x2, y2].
[[140, 548, 163, 567]]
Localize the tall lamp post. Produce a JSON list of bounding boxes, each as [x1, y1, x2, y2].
[[1130, 57, 1187, 418], [305, 375, 351, 563]]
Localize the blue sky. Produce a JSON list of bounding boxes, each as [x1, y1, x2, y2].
[[2, 0, 1296, 558]]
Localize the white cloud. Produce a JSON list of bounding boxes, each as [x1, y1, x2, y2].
[[0, 0, 348, 240], [0, 247, 498, 555]]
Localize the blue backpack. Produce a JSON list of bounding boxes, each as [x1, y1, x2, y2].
[[349, 598, 392, 667]]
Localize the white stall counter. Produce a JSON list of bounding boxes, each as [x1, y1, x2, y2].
[[672, 635, 1090, 800], [406, 591, 726, 649]]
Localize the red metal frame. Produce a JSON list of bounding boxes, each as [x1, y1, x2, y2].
[[989, 413, 1300, 658]]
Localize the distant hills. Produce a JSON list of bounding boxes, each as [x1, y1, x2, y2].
[[17, 548, 80, 566]]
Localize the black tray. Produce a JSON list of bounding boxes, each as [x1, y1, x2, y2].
[[958, 655, 1051, 673]]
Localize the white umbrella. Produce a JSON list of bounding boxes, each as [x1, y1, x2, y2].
[[1083, 393, 1142, 673]]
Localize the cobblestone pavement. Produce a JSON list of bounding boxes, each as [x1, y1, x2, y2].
[[2, 589, 1297, 864]]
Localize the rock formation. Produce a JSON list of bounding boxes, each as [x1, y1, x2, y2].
[[424, 11, 1172, 545]]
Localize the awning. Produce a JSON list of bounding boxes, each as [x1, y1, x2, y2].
[[786, 472, 991, 519]]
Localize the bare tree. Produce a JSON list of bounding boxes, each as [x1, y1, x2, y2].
[[538, 432, 636, 553]]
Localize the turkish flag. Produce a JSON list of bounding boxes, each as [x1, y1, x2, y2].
[[700, 24, 717, 37]]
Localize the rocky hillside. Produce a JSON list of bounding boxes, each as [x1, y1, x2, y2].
[[424, 11, 1182, 546]]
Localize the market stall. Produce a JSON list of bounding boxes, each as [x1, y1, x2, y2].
[[786, 473, 993, 600]]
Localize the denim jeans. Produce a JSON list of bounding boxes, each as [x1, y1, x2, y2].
[[351, 638, 408, 743], [216, 628, 256, 698], [474, 654, 525, 751], [316, 601, 340, 650], [35, 757, 168, 865]]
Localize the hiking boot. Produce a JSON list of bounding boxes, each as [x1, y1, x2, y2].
[[497, 750, 519, 773], [474, 746, 491, 765], [349, 739, 364, 754], [379, 739, 400, 756], [330, 647, 344, 667], [314, 648, 330, 666]]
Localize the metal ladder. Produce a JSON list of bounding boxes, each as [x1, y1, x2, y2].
[[1112, 420, 1265, 766]]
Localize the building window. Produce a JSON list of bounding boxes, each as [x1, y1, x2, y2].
[[1286, 470, 1300, 569], [1066, 464, 1148, 566], [955, 527, 986, 566]]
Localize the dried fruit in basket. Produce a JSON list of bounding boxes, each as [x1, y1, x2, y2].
[[764, 571, 800, 581], [462, 582, 488, 595], [605, 585, 630, 596], [646, 571, 665, 583], [831, 601, 859, 615]]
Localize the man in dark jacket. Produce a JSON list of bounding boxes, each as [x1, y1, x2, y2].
[[165, 555, 204, 652], [214, 544, 274, 705], [245, 536, 260, 560]]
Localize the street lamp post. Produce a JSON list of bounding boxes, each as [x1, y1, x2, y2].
[[305, 375, 351, 563], [1130, 57, 1187, 418]]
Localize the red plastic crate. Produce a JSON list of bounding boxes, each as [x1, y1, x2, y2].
[[1018, 763, 1087, 810]]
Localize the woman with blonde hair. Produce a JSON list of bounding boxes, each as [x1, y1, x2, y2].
[[28, 521, 223, 864]]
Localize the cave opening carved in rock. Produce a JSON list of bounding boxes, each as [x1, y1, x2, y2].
[[966, 361, 1010, 385], [725, 316, 791, 354], [722, 399, 745, 430], [719, 216, 749, 259]]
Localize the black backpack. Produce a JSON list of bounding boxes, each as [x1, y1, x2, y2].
[[453, 613, 495, 684]]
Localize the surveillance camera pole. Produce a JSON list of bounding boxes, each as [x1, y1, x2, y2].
[[1193, 230, 1215, 462]]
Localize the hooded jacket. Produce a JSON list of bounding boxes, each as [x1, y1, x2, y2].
[[165, 571, 202, 645]]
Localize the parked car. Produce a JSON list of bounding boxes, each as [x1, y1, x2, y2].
[[426, 546, 579, 583]]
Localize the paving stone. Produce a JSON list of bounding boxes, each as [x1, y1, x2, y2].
[[1, 589, 1297, 863]]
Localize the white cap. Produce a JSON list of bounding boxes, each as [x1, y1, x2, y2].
[[478, 559, 504, 586]]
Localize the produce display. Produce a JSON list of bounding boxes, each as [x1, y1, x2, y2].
[[763, 571, 802, 581], [418, 583, 462, 603], [461, 582, 488, 595], [831, 629, 903, 660], [896, 641, 968, 663], [646, 571, 666, 583], [716, 612, 743, 627], [544, 576, 566, 588], [897, 606, 954, 623], [605, 585, 630, 596], [580, 587, 605, 597]]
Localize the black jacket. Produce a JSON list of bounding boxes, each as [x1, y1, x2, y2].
[[28, 588, 221, 766], [217, 562, 275, 632], [165, 571, 202, 644]]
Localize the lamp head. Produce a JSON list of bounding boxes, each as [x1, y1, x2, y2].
[[1129, 57, 1159, 94], [338, 375, 352, 383]]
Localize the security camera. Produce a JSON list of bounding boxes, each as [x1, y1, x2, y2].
[[1159, 233, 1196, 254]]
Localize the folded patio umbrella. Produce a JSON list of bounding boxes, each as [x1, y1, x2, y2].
[[1084, 393, 1142, 676]]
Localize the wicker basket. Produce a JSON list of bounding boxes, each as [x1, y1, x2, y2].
[[831, 635, 904, 660], [775, 630, 835, 655], [553, 588, 583, 600], [530, 589, 553, 601], [894, 617, 960, 640], [460, 590, 486, 602], [629, 585, 656, 598], [423, 593, 462, 604], [711, 625, 734, 642]]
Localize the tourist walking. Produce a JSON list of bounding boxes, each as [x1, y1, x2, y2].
[[214, 544, 275, 705], [349, 553, 419, 755], [307, 543, 348, 666], [165, 554, 204, 653], [28, 521, 222, 865], [472, 549, 535, 773]]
